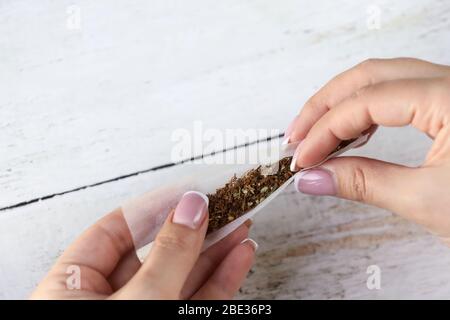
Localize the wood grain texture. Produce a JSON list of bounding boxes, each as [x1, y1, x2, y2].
[[1, 0, 450, 299], [238, 193, 450, 299], [2, 0, 449, 207]]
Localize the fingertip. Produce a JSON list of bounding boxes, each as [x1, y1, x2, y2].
[[289, 125, 308, 145], [290, 139, 321, 171], [282, 135, 291, 146], [295, 139, 317, 168], [296, 148, 317, 168], [285, 114, 312, 145], [220, 237, 257, 276], [191, 237, 257, 299], [172, 191, 209, 230], [293, 171, 305, 193], [221, 239, 256, 282], [283, 115, 299, 141], [234, 239, 257, 271], [240, 238, 258, 252], [183, 190, 209, 207], [295, 133, 341, 169], [290, 152, 299, 172], [290, 140, 304, 172], [293, 168, 337, 196]]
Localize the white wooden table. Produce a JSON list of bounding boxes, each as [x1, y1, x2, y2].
[[1, 0, 450, 299]]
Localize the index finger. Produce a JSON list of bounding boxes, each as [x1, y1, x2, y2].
[[294, 77, 448, 168], [56, 208, 135, 279], [287, 58, 450, 144]]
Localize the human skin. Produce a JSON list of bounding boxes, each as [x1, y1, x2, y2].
[[284, 58, 450, 244], [31, 191, 256, 299]]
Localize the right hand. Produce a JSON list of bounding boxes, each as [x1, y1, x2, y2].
[[284, 58, 450, 243]]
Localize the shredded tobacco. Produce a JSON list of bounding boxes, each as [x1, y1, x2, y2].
[[206, 138, 357, 234], [207, 157, 293, 234]]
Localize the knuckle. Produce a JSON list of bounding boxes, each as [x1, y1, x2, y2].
[[154, 233, 190, 252], [349, 86, 370, 101], [354, 58, 381, 86], [304, 94, 330, 113], [348, 166, 370, 202], [304, 96, 320, 110]]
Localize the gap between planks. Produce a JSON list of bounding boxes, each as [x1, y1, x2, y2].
[[0, 133, 284, 212]]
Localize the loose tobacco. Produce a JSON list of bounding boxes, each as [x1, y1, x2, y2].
[[206, 139, 356, 234]]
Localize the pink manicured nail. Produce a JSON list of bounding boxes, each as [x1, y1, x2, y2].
[[290, 153, 298, 172], [173, 191, 208, 229], [241, 238, 259, 252], [282, 116, 298, 145], [290, 140, 304, 172], [282, 136, 290, 145], [294, 168, 337, 195]]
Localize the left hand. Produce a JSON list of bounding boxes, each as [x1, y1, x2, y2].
[[31, 191, 256, 299]]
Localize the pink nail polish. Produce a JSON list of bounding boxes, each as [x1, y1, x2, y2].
[[173, 191, 208, 229], [294, 168, 336, 195], [290, 140, 304, 172], [290, 153, 298, 172]]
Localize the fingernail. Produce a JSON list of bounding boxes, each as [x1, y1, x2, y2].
[[241, 238, 258, 252], [290, 153, 298, 172], [290, 140, 303, 172], [283, 116, 298, 145], [294, 168, 337, 196], [282, 136, 290, 145], [244, 219, 253, 228], [173, 191, 208, 229]]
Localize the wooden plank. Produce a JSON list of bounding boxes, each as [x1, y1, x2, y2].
[[2, 0, 449, 207], [238, 194, 450, 299], [3, 166, 450, 299]]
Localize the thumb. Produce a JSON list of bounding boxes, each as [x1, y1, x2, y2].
[[116, 191, 209, 299], [294, 156, 420, 214]]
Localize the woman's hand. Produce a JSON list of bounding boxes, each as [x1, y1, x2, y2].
[[31, 191, 256, 299], [284, 58, 450, 242]]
